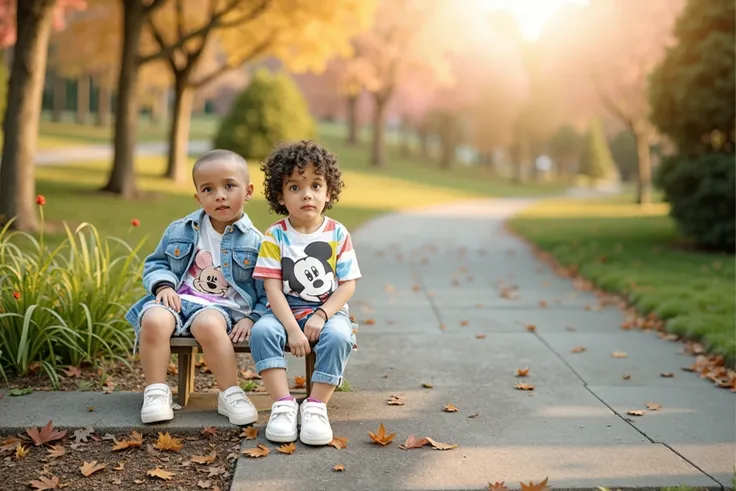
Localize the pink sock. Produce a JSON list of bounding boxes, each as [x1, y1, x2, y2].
[[277, 395, 295, 402], [306, 397, 323, 404]]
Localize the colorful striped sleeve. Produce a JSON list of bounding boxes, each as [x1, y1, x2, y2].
[[253, 227, 282, 279], [335, 223, 361, 282]]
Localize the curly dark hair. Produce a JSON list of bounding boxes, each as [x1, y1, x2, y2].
[[260, 140, 345, 216]]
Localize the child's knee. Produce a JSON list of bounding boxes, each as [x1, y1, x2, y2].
[[140, 308, 175, 342], [190, 310, 228, 342], [250, 316, 283, 344]]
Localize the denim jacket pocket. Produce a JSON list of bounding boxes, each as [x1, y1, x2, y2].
[[165, 241, 193, 276], [232, 249, 258, 283]]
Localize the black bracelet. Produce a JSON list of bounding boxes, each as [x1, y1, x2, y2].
[[315, 307, 329, 320]]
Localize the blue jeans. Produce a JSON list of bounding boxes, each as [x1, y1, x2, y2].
[[250, 311, 355, 386]]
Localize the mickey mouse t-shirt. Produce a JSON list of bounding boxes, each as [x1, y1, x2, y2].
[[253, 217, 361, 319], [176, 215, 249, 320]]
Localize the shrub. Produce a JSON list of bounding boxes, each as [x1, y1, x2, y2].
[[213, 69, 315, 159], [655, 153, 735, 251], [578, 118, 616, 183], [0, 200, 146, 386]]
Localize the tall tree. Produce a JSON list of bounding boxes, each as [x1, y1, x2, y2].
[[0, 0, 84, 232]]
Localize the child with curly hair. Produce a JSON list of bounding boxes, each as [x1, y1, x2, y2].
[[250, 140, 361, 445]]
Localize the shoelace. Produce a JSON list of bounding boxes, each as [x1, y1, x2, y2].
[[269, 402, 296, 423], [225, 391, 252, 408]]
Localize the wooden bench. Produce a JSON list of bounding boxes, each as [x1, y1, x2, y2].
[[170, 323, 358, 407]]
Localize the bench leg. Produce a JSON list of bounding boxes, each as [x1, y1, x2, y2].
[[177, 348, 195, 407], [305, 351, 316, 396]]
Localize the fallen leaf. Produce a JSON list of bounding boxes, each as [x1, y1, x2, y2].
[[73, 427, 95, 443], [292, 376, 306, 389], [0, 436, 22, 454], [422, 383, 434, 389], [134, 479, 145, 484], [16, 444, 29, 459], [154, 432, 183, 452], [276, 442, 296, 454], [332, 464, 345, 472], [80, 460, 106, 477], [197, 480, 212, 489], [520, 477, 549, 491], [488, 481, 509, 491], [398, 435, 429, 450], [611, 352, 628, 358], [384, 284, 395, 292], [516, 367, 530, 377], [412, 284, 421, 292], [460, 320, 469, 326], [147, 467, 174, 480], [113, 462, 124, 471], [627, 410, 645, 416], [515, 382, 535, 391], [329, 437, 348, 449], [240, 427, 258, 440], [622, 374, 632, 380], [191, 450, 217, 464], [363, 319, 376, 325], [242, 444, 270, 458], [525, 324, 537, 332], [467, 412, 480, 419], [660, 372, 674, 378], [26, 421, 67, 446], [539, 300, 548, 308], [200, 427, 217, 437], [570, 346, 587, 353], [475, 333, 486, 339], [387, 395, 405, 406], [86, 406, 95, 412], [368, 423, 396, 446], [645, 402, 662, 411], [112, 430, 143, 450], [46, 445, 65, 459], [443, 404, 459, 412], [112, 478, 122, 485], [207, 465, 226, 477], [63, 366, 82, 378], [29, 475, 60, 490], [426, 437, 458, 450]]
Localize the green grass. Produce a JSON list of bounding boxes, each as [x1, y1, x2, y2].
[[508, 196, 736, 365]]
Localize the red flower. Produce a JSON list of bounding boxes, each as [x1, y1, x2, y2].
[[131, 218, 140, 228], [35, 195, 46, 206], [12, 291, 20, 300]]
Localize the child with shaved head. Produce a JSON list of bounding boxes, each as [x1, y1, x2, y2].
[[126, 149, 268, 426]]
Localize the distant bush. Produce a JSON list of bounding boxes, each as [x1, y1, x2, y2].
[[213, 69, 315, 159], [578, 118, 617, 183], [656, 153, 735, 251]]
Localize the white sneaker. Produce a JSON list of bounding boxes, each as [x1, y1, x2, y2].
[[217, 386, 258, 426], [141, 383, 174, 424], [265, 398, 299, 443], [299, 400, 333, 446]]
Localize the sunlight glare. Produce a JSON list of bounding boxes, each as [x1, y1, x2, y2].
[[480, 0, 589, 40]]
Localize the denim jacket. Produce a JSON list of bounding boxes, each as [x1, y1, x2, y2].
[[124, 209, 268, 329]]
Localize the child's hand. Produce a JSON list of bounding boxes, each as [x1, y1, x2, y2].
[[156, 286, 181, 312], [229, 318, 253, 344], [287, 329, 311, 358], [304, 313, 326, 343]]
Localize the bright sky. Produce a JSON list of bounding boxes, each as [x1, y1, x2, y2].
[[480, 0, 589, 40]]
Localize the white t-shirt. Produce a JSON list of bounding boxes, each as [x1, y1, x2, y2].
[[176, 216, 249, 320]]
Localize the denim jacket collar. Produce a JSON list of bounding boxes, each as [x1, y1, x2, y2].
[[183, 208, 253, 234]]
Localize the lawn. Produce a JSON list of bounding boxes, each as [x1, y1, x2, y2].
[[508, 196, 736, 365]]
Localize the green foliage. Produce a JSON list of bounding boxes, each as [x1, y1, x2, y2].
[[0, 211, 146, 386], [239, 380, 259, 392], [213, 69, 315, 159], [655, 153, 735, 251], [578, 118, 616, 182], [548, 124, 583, 176], [649, 0, 735, 154], [609, 130, 639, 181], [335, 379, 351, 392]]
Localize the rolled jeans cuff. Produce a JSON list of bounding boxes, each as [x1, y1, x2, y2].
[[255, 356, 288, 374], [310, 370, 341, 386]]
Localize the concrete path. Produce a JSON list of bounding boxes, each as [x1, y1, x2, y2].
[[30, 140, 211, 166], [1, 198, 734, 490]]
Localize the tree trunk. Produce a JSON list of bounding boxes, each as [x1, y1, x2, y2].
[[346, 94, 358, 145], [400, 115, 411, 156], [634, 129, 652, 205], [514, 135, 530, 184], [96, 77, 111, 127], [75, 75, 89, 124], [151, 88, 167, 125], [370, 93, 388, 168], [438, 114, 456, 169], [0, 0, 55, 231], [52, 73, 65, 122], [165, 76, 193, 182], [102, 0, 144, 198], [418, 121, 429, 158]]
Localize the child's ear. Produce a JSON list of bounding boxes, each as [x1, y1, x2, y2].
[[244, 183, 254, 201], [194, 192, 201, 205], [278, 193, 284, 206]]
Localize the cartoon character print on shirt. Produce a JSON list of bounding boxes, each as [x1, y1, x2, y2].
[[282, 241, 336, 303], [189, 250, 228, 297]]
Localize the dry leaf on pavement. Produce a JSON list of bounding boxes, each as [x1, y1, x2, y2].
[[329, 437, 348, 449], [73, 427, 95, 443], [627, 410, 645, 416], [200, 427, 217, 437], [488, 481, 509, 491], [645, 402, 662, 411], [525, 324, 537, 332], [29, 475, 61, 490], [241, 427, 258, 440], [387, 395, 405, 406], [191, 450, 217, 464], [622, 374, 632, 380], [112, 430, 143, 451], [660, 372, 674, 378], [475, 333, 486, 339], [197, 480, 212, 489], [154, 432, 183, 452], [113, 462, 124, 471], [26, 421, 67, 446], [277, 442, 296, 454], [63, 366, 82, 378], [516, 367, 530, 377], [292, 376, 306, 389], [80, 460, 106, 477], [368, 423, 396, 446], [515, 382, 535, 391], [443, 404, 459, 412], [16, 445, 29, 458], [520, 477, 549, 491], [147, 467, 175, 480], [398, 435, 429, 450], [242, 444, 270, 458], [425, 437, 457, 450], [611, 352, 628, 358], [422, 383, 434, 389], [570, 346, 586, 353], [332, 464, 345, 472], [1, 436, 22, 454], [46, 445, 65, 459]]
